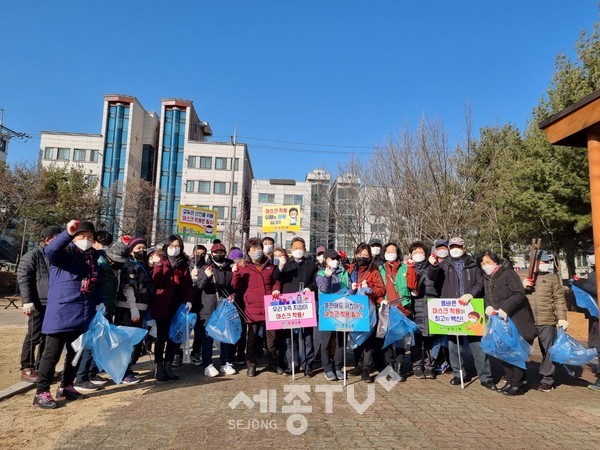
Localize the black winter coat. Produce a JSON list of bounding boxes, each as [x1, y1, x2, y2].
[[483, 266, 537, 343], [17, 245, 51, 307], [412, 261, 440, 336], [429, 255, 484, 299], [196, 259, 234, 320], [274, 257, 318, 294]]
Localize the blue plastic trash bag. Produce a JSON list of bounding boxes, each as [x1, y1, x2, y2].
[[480, 315, 532, 369], [571, 285, 599, 318], [383, 306, 418, 349], [348, 302, 377, 349], [549, 327, 598, 365], [74, 310, 147, 384], [206, 300, 242, 344], [169, 304, 198, 344]]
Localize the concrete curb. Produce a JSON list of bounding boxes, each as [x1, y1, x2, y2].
[[0, 380, 36, 402]]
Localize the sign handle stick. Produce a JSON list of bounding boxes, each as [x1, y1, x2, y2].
[[456, 334, 464, 389], [343, 331, 347, 387], [291, 328, 295, 380], [184, 310, 191, 364]]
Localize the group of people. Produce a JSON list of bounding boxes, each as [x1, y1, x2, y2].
[[17, 221, 599, 410]]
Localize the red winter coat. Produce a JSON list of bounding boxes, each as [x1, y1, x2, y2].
[[232, 258, 281, 323], [347, 263, 386, 305], [151, 255, 194, 320]]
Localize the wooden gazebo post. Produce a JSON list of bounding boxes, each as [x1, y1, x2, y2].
[[539, 89, 600, 291]]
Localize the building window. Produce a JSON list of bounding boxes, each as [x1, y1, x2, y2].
[[73, 149, 86, 161], [284, 194, 303, 205], [234, 158, 240, 171], [258, 193, 275, 203], [215, 157, 229, 170], [90, 150, 99, 162], [185, 181, 195, 193], [44, 147, 55, 160], [232, 207, 237, 219], [233, 182, 238, 195], [57, 148, 70, 160], [188, 156, 197, 168], [214, 181, 229, 195], [213, 206, 228, 219], [257, 215, 263, 226], [200, 156, 212, 169], [198, 181, 211, 194]]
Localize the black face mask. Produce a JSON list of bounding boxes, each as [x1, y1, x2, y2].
[[356, 257, 370, 266], [196, 255, 206, 264], [133, 250, 147, 261], [110, 261, 124, 271], [212, 254, 225, 264]]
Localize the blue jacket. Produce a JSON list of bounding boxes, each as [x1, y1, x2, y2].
[[42, 230, 102, 334]]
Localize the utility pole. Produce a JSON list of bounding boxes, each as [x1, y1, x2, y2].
[[227, 125, 237, 249]]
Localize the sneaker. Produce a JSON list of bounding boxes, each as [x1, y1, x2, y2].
[[324, 371, 337, 381], [122, 374, 141, 384], [588, 379, 600, 392], [21, 368, 38, 383], [204, 364, 219, 377], [33, 391, 57, 409], [89, 374, 109, 386], [56, 385, 84, 401], [335, 369, 347, 380], [74, 380, 100, 393], [173, 355, 181, 367], [413, 367, 426, 379], [219, 362, 237, 375], [538, 383, 555, 392], [191, 355, 203, 366], [435, 361, 451, 374], [424, 369, 436, 380]]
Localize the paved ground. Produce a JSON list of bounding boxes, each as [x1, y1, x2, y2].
[[1, 307, 599, 449]]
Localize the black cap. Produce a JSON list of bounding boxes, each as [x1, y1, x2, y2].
[[106, 242, 130, 263], [41, 226, 62, 238], [74, 221, 96, 236], [323, 249, 340, 260], [434, 239, 449, 248], [586, 245, 595, 255], [369, 238, 382, 246]]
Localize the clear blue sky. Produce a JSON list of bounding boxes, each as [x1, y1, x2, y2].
[[2, 1, 597, 180]]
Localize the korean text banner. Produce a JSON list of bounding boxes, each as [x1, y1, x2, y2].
[[177, 205, 218, 239], [264, 291, 317, 330], [427, 298, 486, 336], [261, 205, 301, 232], [318, 293, 371, 332]]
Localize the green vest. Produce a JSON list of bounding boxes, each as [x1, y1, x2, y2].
[[379, 263, 411, 306], [317, 268, 349, 293]]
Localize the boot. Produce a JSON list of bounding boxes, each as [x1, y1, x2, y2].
[[394, 363, 407, 382], [348, 364, 363, 377], [164, 361, 179, 380], [362, 370, 373, 383], [155, 362, 168, 381]]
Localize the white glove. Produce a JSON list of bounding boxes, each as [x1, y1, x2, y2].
[[205, 267, 213, 278], [428, 255, 438, 266], [130, 307, 140, 322], [150, 254, 161, 266], [485, 306, 495, 316], [558, 319, 569, 330], [66, 219, 80, 236], [361, 280, 369, 288], [324, 267, 333, 277], [497, 309, 507, 320], [351, 282, 359, 291], [458, 294, 473, 305], [522, 277, 534, 288], [22, 303, 35, 315], [303, 287, 311, 293], [381, 299, 389, 306], [272, 290, 280, 296], [96, 303, 106, 314], [186, 302, 193, 311], [232, 263, 238, 273], [191, 267, 199, 280]]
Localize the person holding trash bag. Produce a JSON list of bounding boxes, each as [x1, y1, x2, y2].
[[522, 250, 569, 392], [195, 242, 238, 377], [480, 250, 536, 396], [378, 242, 417, 382], [33, 220, 103, 409], [231, 238, 282, 377], [348, 243, 386, 383], [429, 237, 496, 390], [316, 248, 350, 381], [150, 235, 193, 381]]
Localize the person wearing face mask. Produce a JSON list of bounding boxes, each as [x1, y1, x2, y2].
[[316, 249, 350, 381], [17, 226, 61, 384], [376, 242, 417, 381], [480, 250, 536, 396], [189, 244, 207, 367], [522, 251, 568, 392], [33, 220, 103, 409], [432, 239, 450, 262], [315, 245, 327, 268], [231, 238, 282, 376], [369, 238, 384, 267], [429, 237, 496, 390], [275, 237, 318, 376], [348, 243, 386, 383], [262, 237, 275, 260], [150, 235, 194, 382]]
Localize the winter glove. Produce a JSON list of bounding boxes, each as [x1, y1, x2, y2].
[[66, 219, 80, 236], [96, 303, 106, 314], [381, 299, 389, 305], [324, 267, 333, 277], [186, 302, 193, 311], [497, 309, 507, 320], [191, 267, 199, 280], [22, 303, 35, 315], [485, 306, 495, 316], [351, 282, 359, 291], [406, 259, 415, 267], [428, 255, 438, 266], [205, 267, 213, 278], [303, 288, 311, 293], [232, 263, 239, 273], [458, 294, 473, 306], [557, 319, 569, 330], [522, 277, 534, 289], [130, 307, 140, 323], [149, 254, 162, 266], [272, 290, 280, 297]]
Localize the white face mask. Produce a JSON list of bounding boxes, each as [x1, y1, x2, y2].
[[450, 248, 464, 259], [371, 246, 381, 256], [587, 254, 595, 266], [263, 245, 274, 254], [75, 239, 93, 252], [250, 250, 263, 261], [317, 255, 324, 264], [412, 253, 426, 263], [273, 257, 280, 267], [384, 253, 397, 262], [167, 247, 181, 257], [436, 249, 449, 258], [292, 249, 305, 259], [482, 264, 497, 275], [538, 263, 550, 272], [327, 259, 339, 269]]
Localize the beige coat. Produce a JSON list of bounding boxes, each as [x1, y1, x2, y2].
[[524, 272, 567, 326]]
